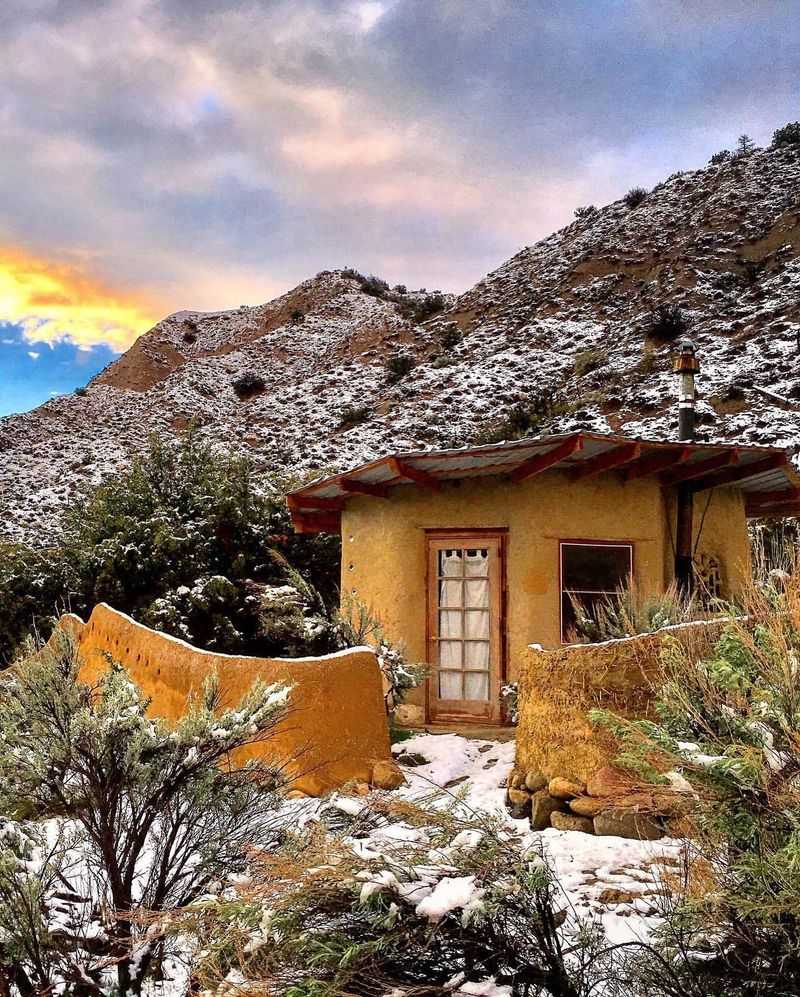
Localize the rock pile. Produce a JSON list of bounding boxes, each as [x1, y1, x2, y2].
[[505, 764, 688, 840]]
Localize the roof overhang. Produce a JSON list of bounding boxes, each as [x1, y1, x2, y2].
[[286, 431, 800, 533]]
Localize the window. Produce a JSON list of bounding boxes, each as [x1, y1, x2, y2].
[[560, 541, 633, 642]]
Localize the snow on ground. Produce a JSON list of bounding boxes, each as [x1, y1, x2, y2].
[[385, 733, 683, 946]]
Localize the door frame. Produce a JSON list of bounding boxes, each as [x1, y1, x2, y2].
[[424, 528, 508, 724]]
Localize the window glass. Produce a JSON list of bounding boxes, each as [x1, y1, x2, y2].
[[561, 542, 632, 641], [562, 543, 632, 592]]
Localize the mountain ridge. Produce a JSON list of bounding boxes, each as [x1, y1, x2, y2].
[[2, 143, 799, 543]]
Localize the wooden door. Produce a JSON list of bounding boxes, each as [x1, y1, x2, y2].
[[427, 534, 504, 723]]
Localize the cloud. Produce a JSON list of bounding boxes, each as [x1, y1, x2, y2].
[[0, 246, 160, 352], [0, 0, 798, 313]]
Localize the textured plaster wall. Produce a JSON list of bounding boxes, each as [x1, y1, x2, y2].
[[515, 619, 724, 783], [663, 485, 751, 595], [341, 471, 669, 710], [58, 603, 393, 796], [340, 471, 750, 718]]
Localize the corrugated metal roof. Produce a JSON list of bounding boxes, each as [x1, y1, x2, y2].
[[287, 431, 800, 531]]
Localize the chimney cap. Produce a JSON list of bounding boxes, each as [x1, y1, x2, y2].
[[678, 337, 696, 352]]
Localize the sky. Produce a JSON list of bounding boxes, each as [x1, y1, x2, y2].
[[0, 0, 798, 416]]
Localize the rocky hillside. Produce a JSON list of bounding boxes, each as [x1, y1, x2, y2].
[[2, 144, 799, 543]]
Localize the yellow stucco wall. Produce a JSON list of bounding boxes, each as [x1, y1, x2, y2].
[[340, 471, 751, 718], [56, 603, 394, 796], [664, 485, 751, 595]]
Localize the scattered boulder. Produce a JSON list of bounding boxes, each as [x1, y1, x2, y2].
[[509, 768, 528, 790], [525, 770, 548, 792], [530, 791, 568, 831], [506, 788, 532, 819], [371, 760, 406, 790], [569, 795, 607, 818], [396, 751, 428, 768], [586, 766, 635, 798], [593, 807, 664, 840], [599, 887, 634, 905], [548, 777, 585, 800], [550, 811, 594, 834]]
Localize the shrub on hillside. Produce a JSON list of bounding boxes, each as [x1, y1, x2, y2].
[[0, 636, 289, 995], [385, 351, 415, 383], [709, 149, 731, 164], [645, 303, 689, 343], [337, 403, 373, 431], [290, 308, 305, 324], [232, 371, 266, 398], [772, 121, 800, 148], [439, 324, 463, 351], [475, 394, 561, 445], [574, 348, 602, 377], [735, 133, 757, 157], [0, 433, 341, 663], [623, 187, 648, 208], [361, 274, 391, 299], [574, 204, 597, 219], [400, 291, 447, 323]]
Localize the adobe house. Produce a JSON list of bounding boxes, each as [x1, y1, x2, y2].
[[288, 430, 799, 725], [288, 343, 800, 727]]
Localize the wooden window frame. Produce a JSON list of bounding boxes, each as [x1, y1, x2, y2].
[[425, 529, 508, 724], [559, 539, 635, 644]]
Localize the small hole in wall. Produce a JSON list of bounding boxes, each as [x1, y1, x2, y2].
[[348, 563, 354, 571], [351, 587, 357, 596], [349, 535, 355, 542]]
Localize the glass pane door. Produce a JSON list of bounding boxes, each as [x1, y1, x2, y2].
[[436, 546, 491, 702]]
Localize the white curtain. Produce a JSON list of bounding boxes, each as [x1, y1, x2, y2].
[[439, 610, 463, 638], [464, 610, 489, 639], [464, 549, 488, 576], [440, 550, 463, 576], [439, 671, 462, 699], [464, 640, 490, 670], [439, 640, 462, 667], [439, 578, 463, 606], [464, 673, 489, 700], [464, 577, 488, 608]]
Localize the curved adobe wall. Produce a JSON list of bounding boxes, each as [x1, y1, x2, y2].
[[515, 619, 724, 783], [58, 604, 394, 796]]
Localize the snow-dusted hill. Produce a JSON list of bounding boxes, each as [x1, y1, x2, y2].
[[2, 144, 799, 543]]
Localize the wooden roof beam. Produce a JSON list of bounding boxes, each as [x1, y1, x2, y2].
[[662, 450, 739, 486], [510, 435, 583, 484], [746, 500, 800, 519], [388, 457, 441, 492], [624, 446, 691, 481], [291, 511, 342, 534], [571, 442, 641, 481], [341, 478, 391, 499], [689, 453, 789, 493], [286, 494, 344, 512], [744, 487, 800, 507]]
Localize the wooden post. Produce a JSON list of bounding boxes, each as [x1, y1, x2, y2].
[[672, 340, 699, 595]]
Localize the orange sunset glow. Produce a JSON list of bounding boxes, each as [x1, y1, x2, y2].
[[0, 247, 160, 353]]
